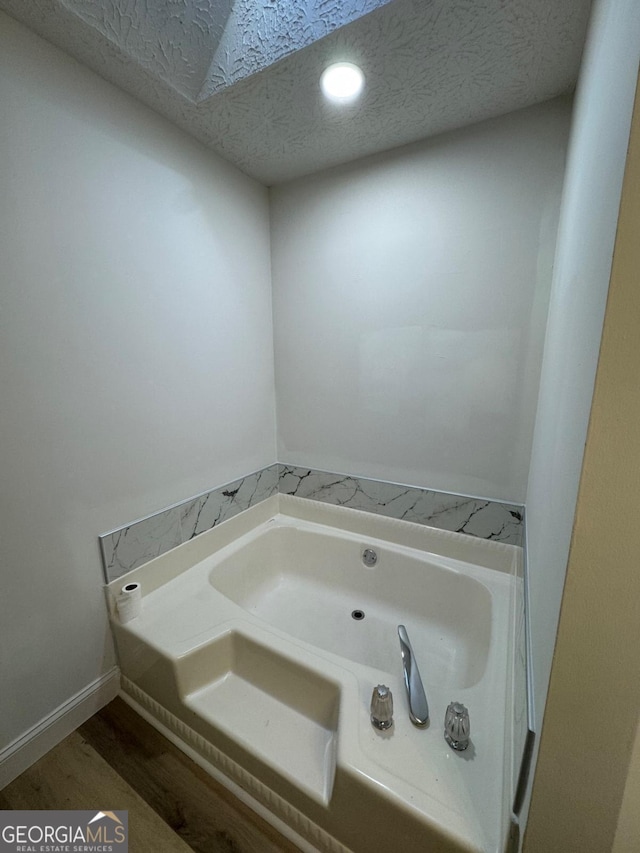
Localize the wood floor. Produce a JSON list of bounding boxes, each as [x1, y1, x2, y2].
[[0, 697, 301, 853]]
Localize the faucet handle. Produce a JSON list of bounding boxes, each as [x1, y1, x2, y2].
[[371, 684, 394, 730], [444, 701, 470, 750]]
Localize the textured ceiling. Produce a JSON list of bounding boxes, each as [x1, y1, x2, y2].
[[0, 0, 593, 185]]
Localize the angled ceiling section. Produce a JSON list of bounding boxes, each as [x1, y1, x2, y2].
[[0, 0, 593, 184], [200, 0, 394, 100], [59, 0, 234, 100], [55, 0, 393, 101]]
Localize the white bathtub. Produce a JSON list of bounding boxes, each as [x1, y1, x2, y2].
[[108, 494, 520, 853]]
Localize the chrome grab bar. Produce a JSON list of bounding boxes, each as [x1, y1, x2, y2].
[[398, 625, 429, 726]]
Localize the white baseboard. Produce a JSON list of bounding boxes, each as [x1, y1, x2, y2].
[[0, 667, 120, 790]]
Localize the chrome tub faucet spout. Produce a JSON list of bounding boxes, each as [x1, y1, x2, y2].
[[398, 625, 429, 726]]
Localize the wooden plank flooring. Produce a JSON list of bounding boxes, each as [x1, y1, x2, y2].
[[0, 697, 301, 853]]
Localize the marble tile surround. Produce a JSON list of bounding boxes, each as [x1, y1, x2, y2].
[[280, 466, 524, 545], [100, 465, 279, 583], [100, 464, 524, 583]]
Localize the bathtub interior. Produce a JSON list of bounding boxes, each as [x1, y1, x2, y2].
[[106, 494, 521, 853], [208, 524, 493, 689]]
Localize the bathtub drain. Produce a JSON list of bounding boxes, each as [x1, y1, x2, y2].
[[351, 609, 365, 620]]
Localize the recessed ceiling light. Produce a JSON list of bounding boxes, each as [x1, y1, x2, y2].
[[320, 62, 365, 103]]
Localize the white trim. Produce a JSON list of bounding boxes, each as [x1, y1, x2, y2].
[[0, 668, 120, 789]]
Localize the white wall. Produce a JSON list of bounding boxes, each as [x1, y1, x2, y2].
[[270, 100, 571, 503], [523, 0, 640, 830], [0, 13, 276, 750]]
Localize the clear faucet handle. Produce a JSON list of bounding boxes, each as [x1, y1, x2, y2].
[[444, 701, 470, 750], [371, 684, 394, 730]]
